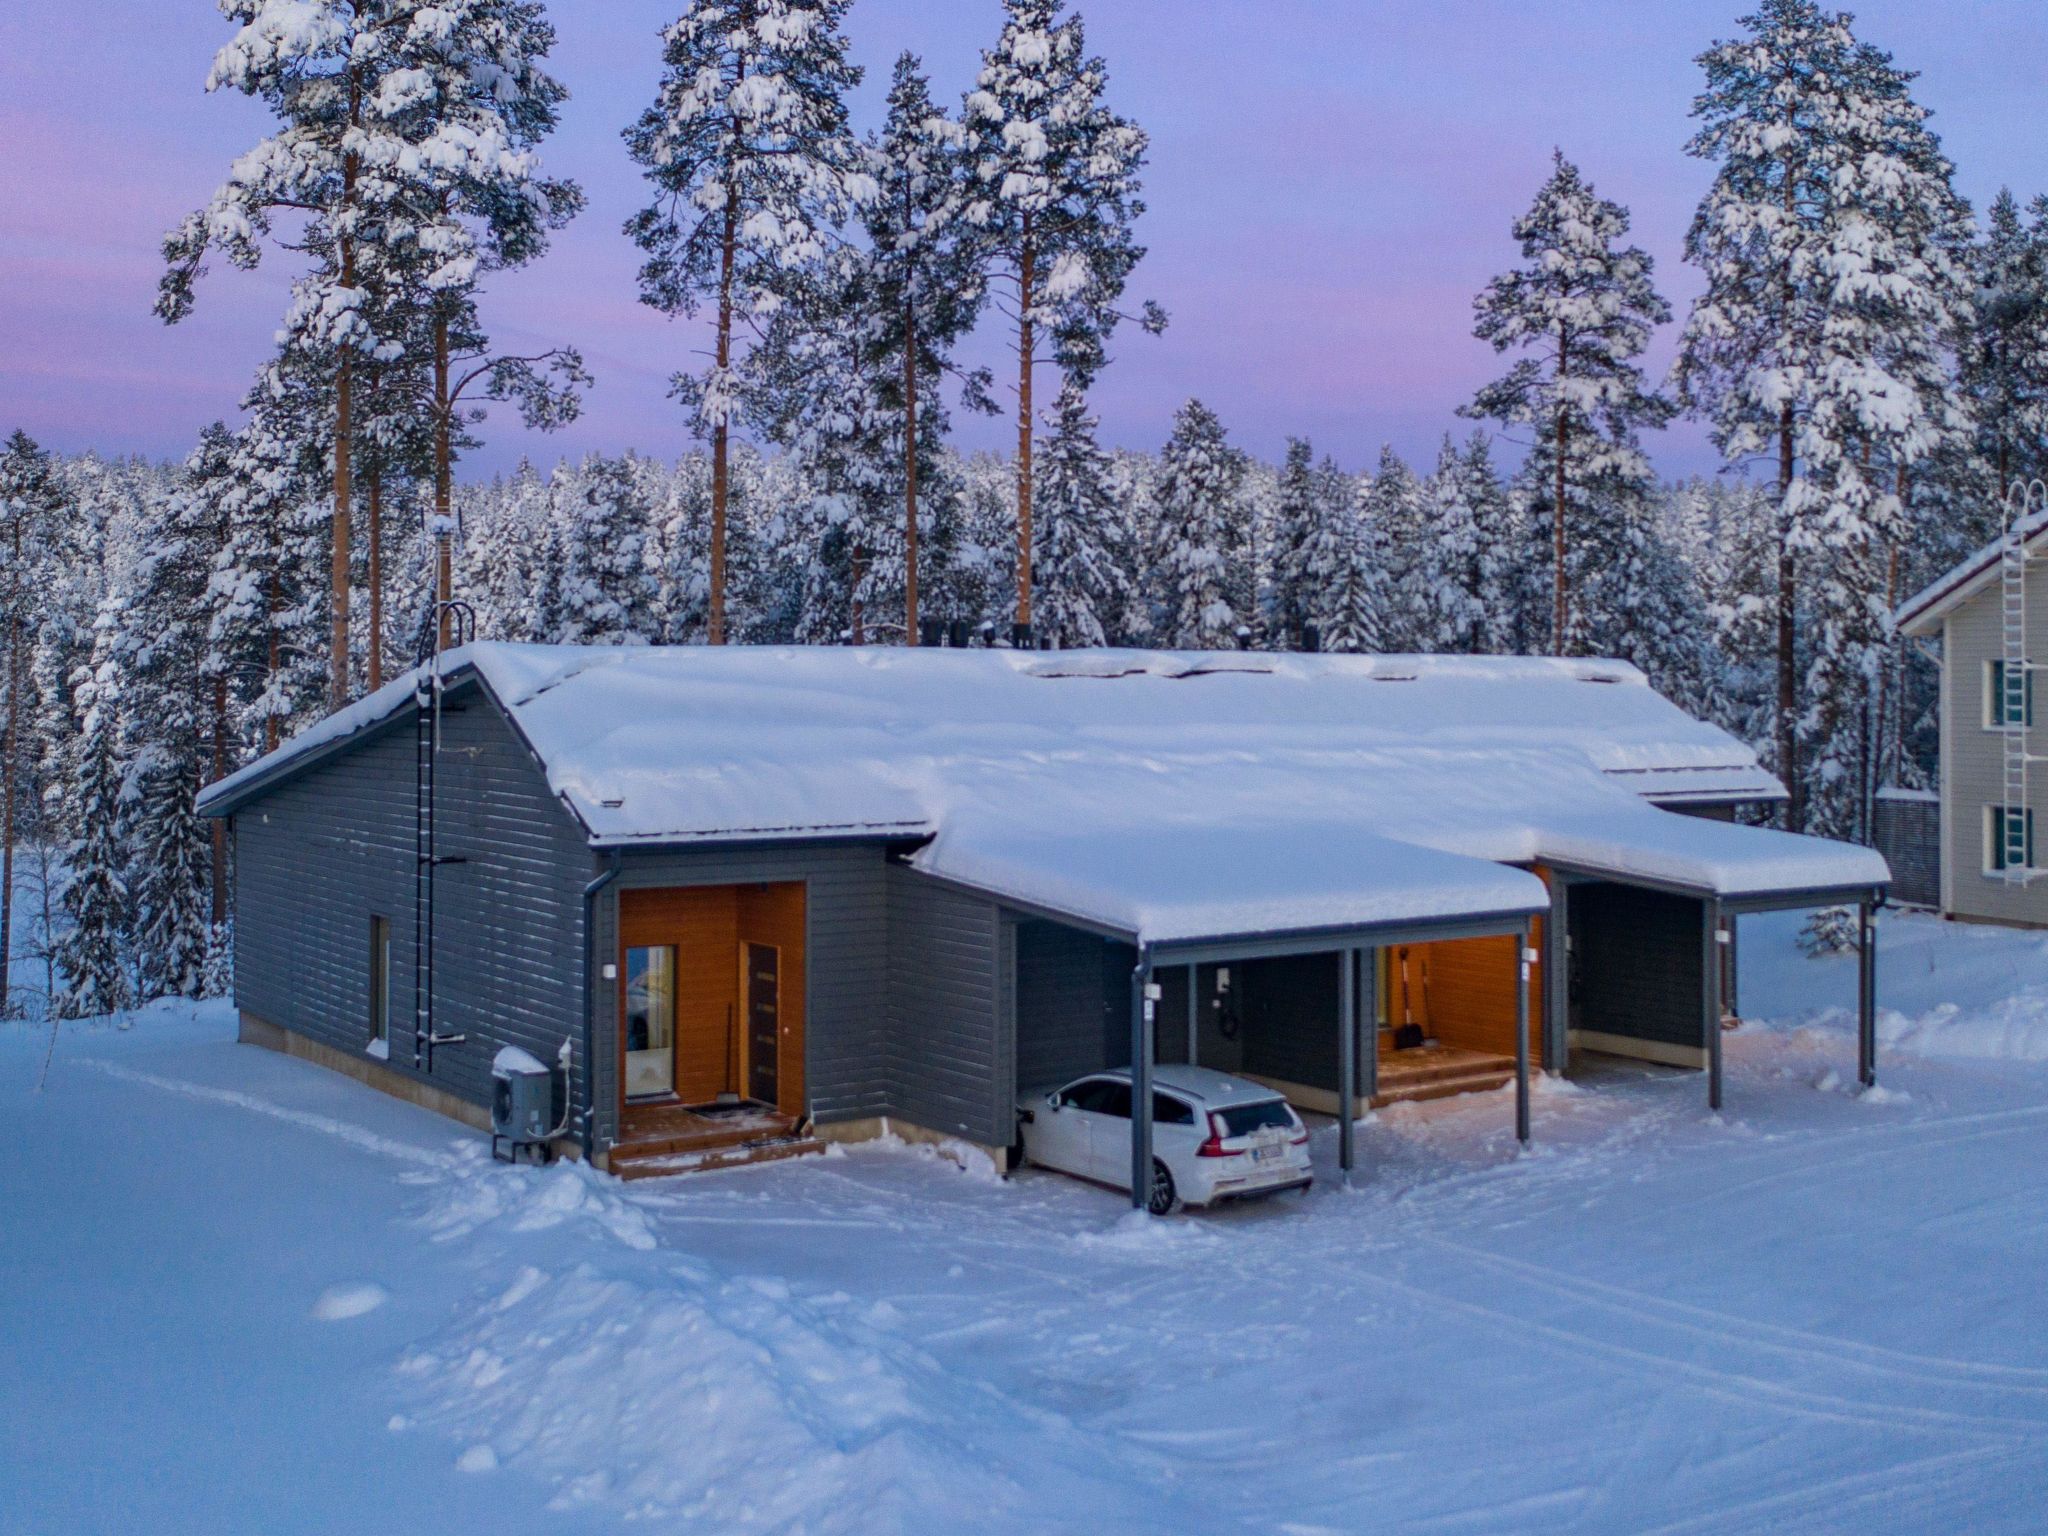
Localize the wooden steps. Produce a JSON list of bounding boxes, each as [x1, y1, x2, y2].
[[607, 1098, 824, 1181], [610, 1135, 826, 1182], [1372, 1044, 1516, 1109]]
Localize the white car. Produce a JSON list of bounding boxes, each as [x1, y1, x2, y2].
[[1015, 1064, 1313, 1214]]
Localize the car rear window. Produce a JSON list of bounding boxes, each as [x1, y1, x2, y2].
[[1216, 1100, 1294, 1138]]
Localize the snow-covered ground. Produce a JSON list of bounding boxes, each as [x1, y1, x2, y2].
[[6, 909, 2048, 1534]]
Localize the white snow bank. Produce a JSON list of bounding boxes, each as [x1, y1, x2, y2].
[[1746, 909, 2048, 1063]]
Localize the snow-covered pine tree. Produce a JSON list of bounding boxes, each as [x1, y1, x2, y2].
[[549, 456, 657, 645], [866, 53, 993, 643], [1415, 437, 1490, 654], [964, 0, 1162, 642], [1265, 440, 1320, 650], [1032, 381, 1133, 649], [0, 432, 69, 1017], [158, 0, 411, 710], [1149, 400, 1247, 650], [1361, 446, 1429, 652], [1956, 189, 2048, 514], [53, 602, 130, 1020], [1675, 0, 1973, 834], [626, 0, 871, 646], [1301, 458, 1387, 655], [1462, 150, 1673, 655], [117, 452, 223, 1001]]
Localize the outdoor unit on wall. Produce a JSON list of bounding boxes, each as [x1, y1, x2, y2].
[[1999, 481, 2048, 884], [492, 1045, 566, 1165]]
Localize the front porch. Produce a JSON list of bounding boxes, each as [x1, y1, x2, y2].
[[608, 1100, 823, 1181]]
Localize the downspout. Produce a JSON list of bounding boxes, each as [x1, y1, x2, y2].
[[581, 852, 623, 1161]]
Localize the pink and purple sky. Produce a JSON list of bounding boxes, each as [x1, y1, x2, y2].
[[4, 1, 2047, 481]]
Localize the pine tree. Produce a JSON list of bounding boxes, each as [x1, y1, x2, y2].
[[866, 54, 993, 643], [0, 433, 68, 1017], [1149, 400, 1247, 650], [1463, 150, 1674, 654], [53, 603, 130, 1020], [1265, 440, 1320, 650], [1301, 459, 1386, 655], [1361, 446, 1429, 652], [1959, 190, 2048, 505], [158, 0, 411, 710], [550, 457, 657, 645], [1416, 437, 1490, 654], [625, 0, 870, 646], [964, 0, 1163, 642], [1674, 0, 1972, 833], [1032, 381, 1132, 648]]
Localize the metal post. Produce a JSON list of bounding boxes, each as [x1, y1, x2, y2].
[[1361, 949, 1380, 1103], [1858, 898, 1877, 1088], [1131, 949, 1155, 1212], [1187, 963, 1198, 1067], [1514, 923, 1532, 1145], [1545, 880, 1570, 1077], [1338, 947, 1357, 1179], [1705, 901, 1724, 1113]]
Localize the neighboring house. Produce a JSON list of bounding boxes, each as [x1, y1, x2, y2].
[[1898, 518, 2048, 927], [197, 645, 1887, 1207]]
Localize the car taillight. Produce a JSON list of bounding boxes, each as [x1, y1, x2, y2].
[[1197, 1112, 1242, 1158]]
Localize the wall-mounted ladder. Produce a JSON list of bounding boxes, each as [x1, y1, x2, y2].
[[1998, 481, 2047, 884], [414, 597, 478, 1072]]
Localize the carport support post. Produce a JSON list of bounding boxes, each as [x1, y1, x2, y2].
[[1515, 922, 1532, 1146], [1706, 901, 1725, 1113], [1338, 946, 1357, 1181], [1187, 964, 1198, 1067], [1131, 949, 1156, 1212], [1858, 899, 1877, 1089]]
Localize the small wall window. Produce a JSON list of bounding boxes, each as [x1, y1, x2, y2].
[[1987, 660, 2035, 728], [1986, 806, 2037, 873], [368, 916, 392, 1057]]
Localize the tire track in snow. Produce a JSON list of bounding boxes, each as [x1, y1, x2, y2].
[[1432, 1239, 2048, 1395], [1350, 1264, 2047, 1443], [76, 1060, 455, 1168], [1626, 1443, 2012, 1536]]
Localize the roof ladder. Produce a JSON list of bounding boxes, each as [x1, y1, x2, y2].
[[413, 597, 478, 1073], [1999, 482, 2046, 885]]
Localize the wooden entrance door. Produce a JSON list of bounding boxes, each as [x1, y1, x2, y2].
[[745, 943, 780, 1105]]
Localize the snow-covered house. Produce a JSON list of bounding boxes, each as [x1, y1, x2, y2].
[[1898, 519, 2048, 927], [198, 645, 1887, 1203]]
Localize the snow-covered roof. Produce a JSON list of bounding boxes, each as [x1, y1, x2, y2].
[[200, 644, 1883, 946], [1896, 508, 2048, 637]]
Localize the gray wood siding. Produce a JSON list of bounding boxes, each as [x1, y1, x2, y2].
[[1015, 919, 1132, 1086], [233, 692, 593, 1115], [594, 843, 892, 1149], [1239, 952, 1348, 1091], [1941, 574, 2048, 925], [885, 869, 1011, 1147], [1570, 882, 1704, 1048]]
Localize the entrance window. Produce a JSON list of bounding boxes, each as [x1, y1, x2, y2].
[[368, 916, 391, 1056], [625, 945, 677, 1100]]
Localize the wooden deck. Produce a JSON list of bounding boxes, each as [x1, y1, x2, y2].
[[1372, 1043, 1517, 1107], [608, 1100, 824, 1181]]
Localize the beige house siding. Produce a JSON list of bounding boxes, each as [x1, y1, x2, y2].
[[1941, 560, 2048, 926]]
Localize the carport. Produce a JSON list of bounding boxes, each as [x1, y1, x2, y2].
[[1542, 866, 1885, 1111], [910, 816, 1552, 1210]]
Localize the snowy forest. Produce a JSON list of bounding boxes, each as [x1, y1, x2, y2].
[[3, 0, 2046, 1019]]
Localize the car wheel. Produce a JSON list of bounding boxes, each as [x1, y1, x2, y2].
[[1146, 1159, 1179, 1216], [1007, 1128, 1027, 1174]]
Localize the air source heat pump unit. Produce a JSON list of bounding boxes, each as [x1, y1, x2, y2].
[[491, 1046, 563, 1165]]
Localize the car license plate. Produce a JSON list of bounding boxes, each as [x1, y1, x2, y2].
[[1254, 1142, 1280, 1163]]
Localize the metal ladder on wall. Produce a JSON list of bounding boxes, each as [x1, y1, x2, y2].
[[1999, 482, 2048, 884], [414, 598, 478, 1072]]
